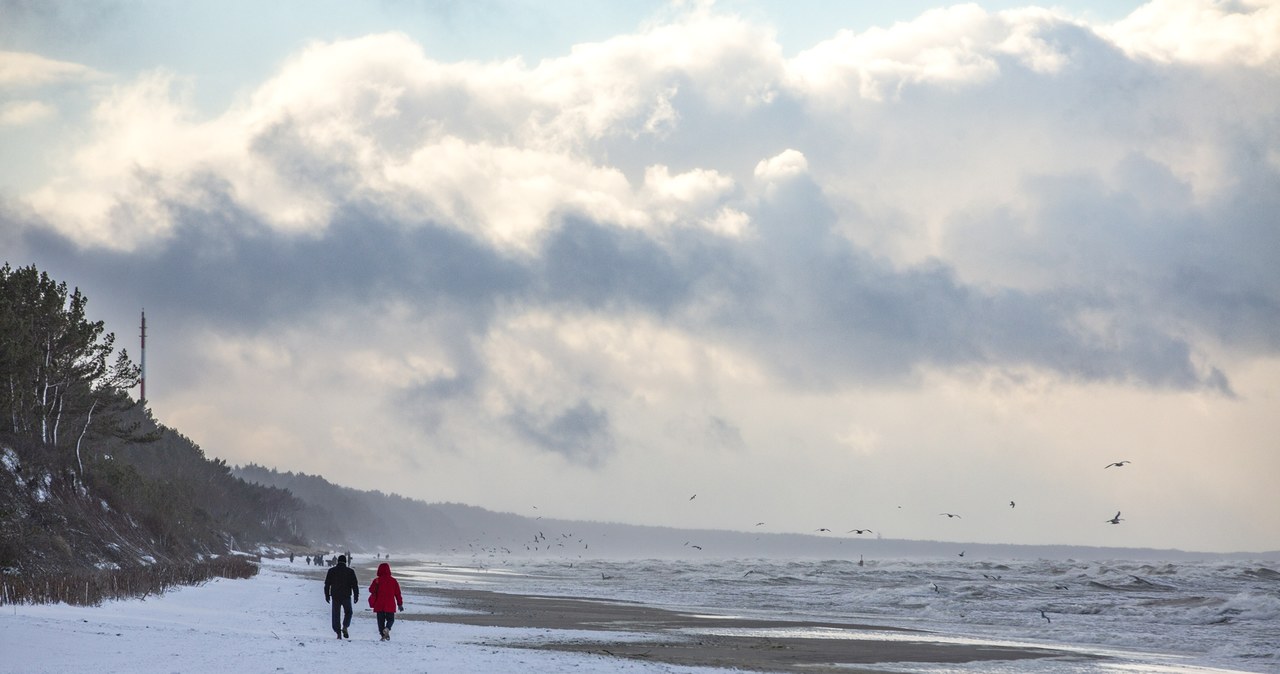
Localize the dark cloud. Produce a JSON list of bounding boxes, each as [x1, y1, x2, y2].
[[705, 415, 745, 451], [398, 369, 481, 437], [7, 152, 1243, 412], [0, 0, 123, 52], [507, 399, 615, 467], [709, 173, 1233, 393], [537, 217, 711, 315], [8, 5, 1274, 411], [12, 189, 529, 333]]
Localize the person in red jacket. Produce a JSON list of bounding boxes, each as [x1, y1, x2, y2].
[[367, 562, 404, 641]]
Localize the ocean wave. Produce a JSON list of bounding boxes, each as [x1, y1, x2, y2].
[[406, 555, 1278, 670]]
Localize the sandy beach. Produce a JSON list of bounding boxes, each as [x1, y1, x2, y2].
[[409, 586, 1098, 672]]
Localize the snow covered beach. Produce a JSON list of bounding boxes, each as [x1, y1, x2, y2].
[[2, 557, 687, 674], [3, 556, 1277, 673]]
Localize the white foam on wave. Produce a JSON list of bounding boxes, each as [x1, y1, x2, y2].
[[394, 555, 1279, 673]]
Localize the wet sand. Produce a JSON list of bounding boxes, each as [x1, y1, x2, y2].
[[406, 588, 1100, 672]]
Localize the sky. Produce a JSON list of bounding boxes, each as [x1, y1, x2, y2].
[[2, 0, 1278, 554]]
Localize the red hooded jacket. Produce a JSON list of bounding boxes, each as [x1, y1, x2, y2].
[[367, 563, 403, 613]]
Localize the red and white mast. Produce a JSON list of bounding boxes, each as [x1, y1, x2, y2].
[[139, 310, 147, 404]]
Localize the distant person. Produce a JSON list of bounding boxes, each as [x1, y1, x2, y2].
[[289, 552, 295, 563], [323, 554, 359, 639], [367, 562, 404, 641]]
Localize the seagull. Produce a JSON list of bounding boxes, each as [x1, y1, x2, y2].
[[940, 513, 962, 519], [1104, 461, 1131, 469], [847, 529, 873, 534], [755, 522, 765, 526], [689, 494, 697, 500], [1040, 610, 1051, 624], [958, 550, 966, 557], [1009, 501, 1016, 508], [1106, 511, 1124, 524], [816, 528, 832, 532], [691, 545, 703, 550]]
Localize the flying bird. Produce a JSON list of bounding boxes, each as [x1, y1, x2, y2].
[[1040, 610, 1051, 624], [940, 513, 962, 519], [816, 528, 832, 532], [1009, 501, 1016, 508], [689, 494, 697, 500], [755, 522, 765, 527], [847, 529, 873, 534], [1106, 511, 1124, 524], [1104, 461, 1131, 469]]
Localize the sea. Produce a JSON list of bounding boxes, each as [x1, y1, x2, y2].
[[393, 555, 1280, 673]]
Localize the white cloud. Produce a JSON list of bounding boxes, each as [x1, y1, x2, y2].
[[19, 20, 779, 251], [0, 99, 56, 126], [753, 149, 808, 182], [1103, 0, 1280, 65], [786, 5, 1077, 102], [25, 71, 236, 248], [0, 51, 102, 87], [640, 164, 737, 231]]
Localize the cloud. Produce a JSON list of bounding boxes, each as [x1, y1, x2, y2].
[[1103, 0, 1280, 65], [507, 400, 615, 467], [753, 148, 808, 183], [0, 99, 55, 126], [6, 1, 1279, 550], [785, 5, 1087, 102], [7, 1, 1276, 482], [0, 50, 102, 87]]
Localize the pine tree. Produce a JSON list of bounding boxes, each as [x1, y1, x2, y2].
[[0, 264, 141, 478]]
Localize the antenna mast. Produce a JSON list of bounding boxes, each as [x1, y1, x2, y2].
[[140, 310, 146, 404]]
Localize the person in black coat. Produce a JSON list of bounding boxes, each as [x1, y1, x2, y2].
[[324, 554, 359, 639]]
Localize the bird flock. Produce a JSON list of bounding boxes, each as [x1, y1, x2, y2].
[[453, 460, 1134, 565], [693, 459, 1135, 553], [439, 459, 1135, 630]]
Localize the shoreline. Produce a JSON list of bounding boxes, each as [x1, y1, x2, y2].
[[409, 586, 1100, 672]]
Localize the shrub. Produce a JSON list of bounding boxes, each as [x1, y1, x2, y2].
[[0, 555, 259, 606]]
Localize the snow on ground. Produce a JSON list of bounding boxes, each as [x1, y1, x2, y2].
[[0, 558, 707, 673]]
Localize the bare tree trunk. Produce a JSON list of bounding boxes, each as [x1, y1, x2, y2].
[[75, 398, 98, 479], [40, 341, 51, 444], [52, 388, 63, 445], [7, 378, 15, 433]]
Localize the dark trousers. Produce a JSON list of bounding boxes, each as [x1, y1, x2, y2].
[[376, 611, 396, 634], [331, 596, 353, 633]]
